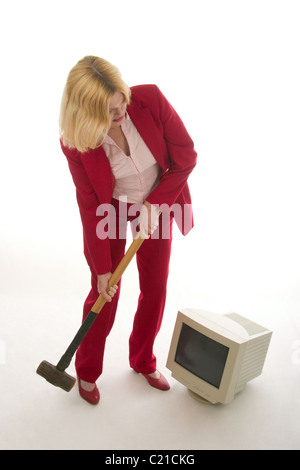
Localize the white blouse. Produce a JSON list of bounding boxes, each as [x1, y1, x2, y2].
[[102, 114, 162, 204]]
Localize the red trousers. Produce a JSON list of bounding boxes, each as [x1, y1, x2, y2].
[[75, 200, 173, 382]]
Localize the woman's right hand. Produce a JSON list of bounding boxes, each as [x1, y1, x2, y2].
[[97, 273, 118, 302]]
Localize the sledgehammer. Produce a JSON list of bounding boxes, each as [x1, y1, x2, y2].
[[36, 235, 145, 392]]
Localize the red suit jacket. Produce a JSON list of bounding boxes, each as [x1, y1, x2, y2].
[[60, 84, 197, 275]]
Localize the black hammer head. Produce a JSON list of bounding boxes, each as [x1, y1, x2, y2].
[[36, 360, 76, 392]]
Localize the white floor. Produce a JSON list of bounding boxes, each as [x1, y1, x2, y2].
[[1, 0, 300, 453], [0, 231, 299, 451]]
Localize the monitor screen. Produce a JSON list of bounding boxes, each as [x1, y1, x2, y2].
[[175, 323, 230, 388]]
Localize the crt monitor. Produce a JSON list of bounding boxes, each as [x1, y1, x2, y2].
[[166, 308, 272, 404]]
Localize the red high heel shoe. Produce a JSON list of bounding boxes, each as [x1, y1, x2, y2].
[[77, 378, 100, 405], [134, 370, 170, 391]]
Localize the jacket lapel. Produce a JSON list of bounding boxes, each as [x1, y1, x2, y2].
[[127, 106, 169, 171]]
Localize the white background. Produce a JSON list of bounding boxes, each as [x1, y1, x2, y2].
[[0, 0, 299, 450]]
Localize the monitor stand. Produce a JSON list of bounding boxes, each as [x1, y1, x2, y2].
[[188, 389, 216, 405]]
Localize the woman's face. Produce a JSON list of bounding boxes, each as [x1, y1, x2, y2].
[[109, 91, 127, 129]]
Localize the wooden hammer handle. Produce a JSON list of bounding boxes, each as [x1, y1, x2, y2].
[[55, 218, 160, 372], [91, 235, 145, 314]]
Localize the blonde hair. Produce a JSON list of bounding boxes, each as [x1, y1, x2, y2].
[[59, 56, 131, 153]]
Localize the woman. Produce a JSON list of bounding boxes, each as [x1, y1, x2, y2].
[[59, 56, 197, 404]]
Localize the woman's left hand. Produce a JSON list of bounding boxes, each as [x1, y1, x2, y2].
[[97, 273, 118, 302]]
